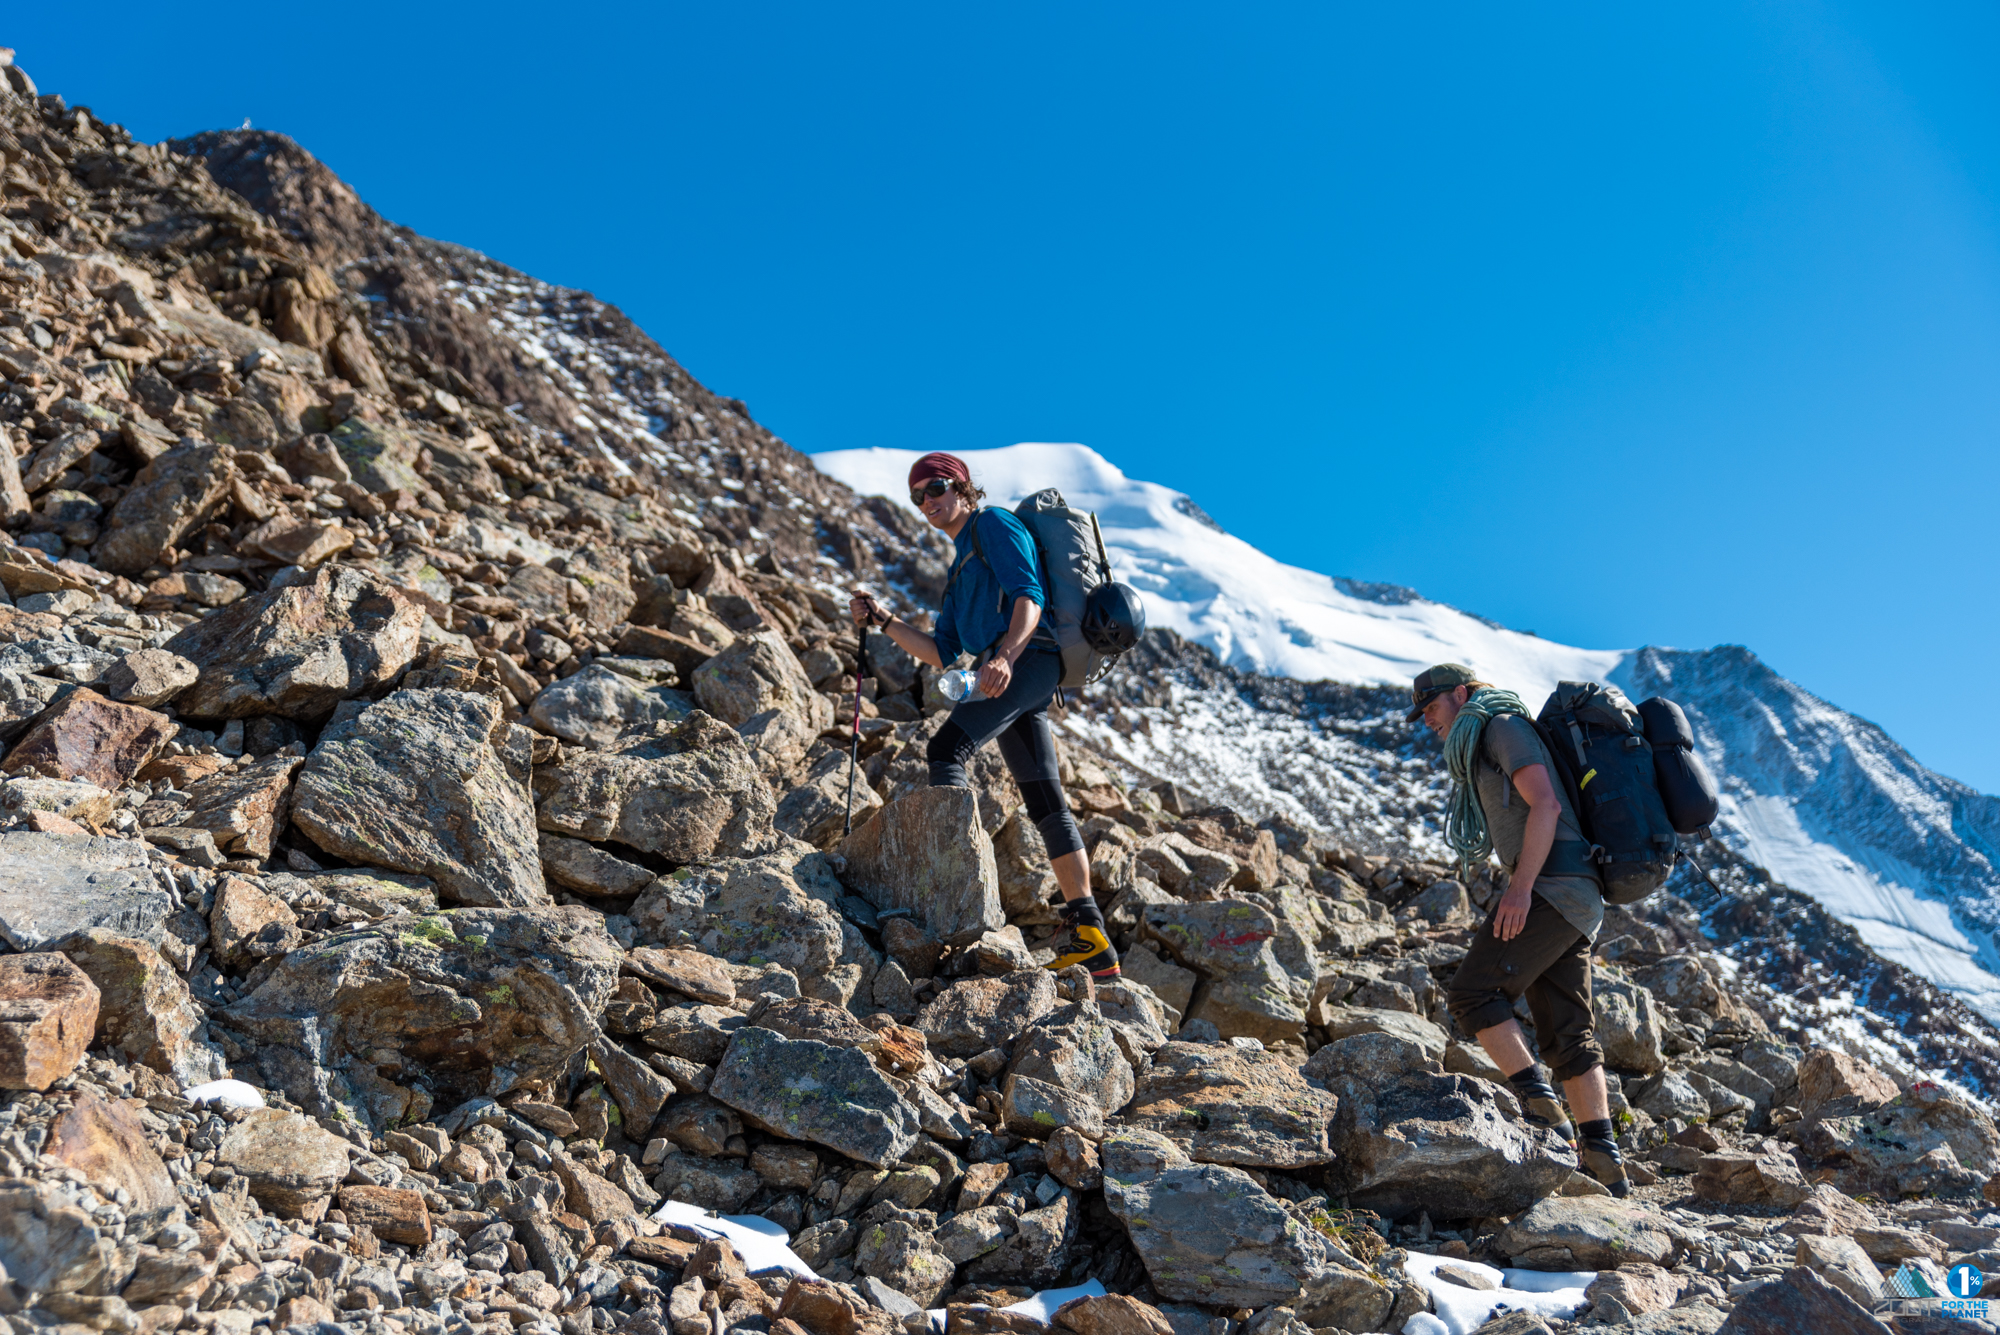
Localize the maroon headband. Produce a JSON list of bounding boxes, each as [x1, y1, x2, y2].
[[908, 452, 970, 490]]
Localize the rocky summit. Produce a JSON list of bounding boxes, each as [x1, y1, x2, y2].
[[0, 45, 1985, 1335]]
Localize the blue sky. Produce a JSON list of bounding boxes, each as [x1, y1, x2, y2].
[[11, 3, 2000, 789]]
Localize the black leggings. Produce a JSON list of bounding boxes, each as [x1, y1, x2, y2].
[[925, 647, 1085, 860]]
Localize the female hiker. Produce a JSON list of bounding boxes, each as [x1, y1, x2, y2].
[[848, 452, 1118, 978]]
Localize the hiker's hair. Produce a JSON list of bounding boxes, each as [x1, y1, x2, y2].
[[954, 476, 987, 507], [1464, 680, 1493, 693]]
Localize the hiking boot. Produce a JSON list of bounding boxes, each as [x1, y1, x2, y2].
[[1507, 1070, 1575, 1145], [1580, 1137, 1631, 1198], [1048, 898, 1120, 978]]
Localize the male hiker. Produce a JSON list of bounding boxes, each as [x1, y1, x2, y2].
[[849, 452, 1118, 977], [1412, 662, 1628, 1196]]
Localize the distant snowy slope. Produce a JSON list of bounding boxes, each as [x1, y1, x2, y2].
[[813, 444, 1624, 706]]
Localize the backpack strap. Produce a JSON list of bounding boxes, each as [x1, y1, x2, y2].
[[947, 510, 1007, 618]]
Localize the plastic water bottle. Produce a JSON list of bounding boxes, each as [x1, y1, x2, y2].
[[938, 668, 984, 702]]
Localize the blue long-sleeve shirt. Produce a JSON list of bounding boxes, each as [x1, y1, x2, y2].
[[934, 508, 1045, 664]]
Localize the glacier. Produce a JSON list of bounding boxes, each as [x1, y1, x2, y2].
[[813, 442, 2000, 1025]]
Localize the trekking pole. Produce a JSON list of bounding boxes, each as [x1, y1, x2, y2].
[[843, 619, 871, 836]]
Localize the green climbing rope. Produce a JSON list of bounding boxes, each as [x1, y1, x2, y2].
[[1442, 686, 1532, 875]]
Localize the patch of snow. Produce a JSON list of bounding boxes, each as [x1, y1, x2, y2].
[[1398, 1252, 1592, 1334]]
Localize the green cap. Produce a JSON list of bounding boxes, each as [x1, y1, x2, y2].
[[1406, 663, 1478, 721]]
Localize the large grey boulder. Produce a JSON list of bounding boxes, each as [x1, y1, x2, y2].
[[1008, 997, 1135, 1118], [692, 630, 830, 731], [629, 849, 877, 1009], [1796, 1083, 2000, 1197], [1101, 1129, 1382, 1314], [774, 746, 885, 850], [1308, 1031, 1575, 1219], [292, 689, 547, 908], [0, 833, 174, 951], [164, 564, 423, 720], [527, 665, 692, 749], [534, 712, 779, 862], [708, 1026, 921, 1167], [96, 443, 233, 576], [228, 905, 621, 1129], [1593, 969, 1668, 1074], [1140, 899, 1314, 1044], [837, 787, 1003, 947], [917, 969, 1059, 1058], [1497, 1196, 1685, 1270], [1124, 1041, 1337, 1168]]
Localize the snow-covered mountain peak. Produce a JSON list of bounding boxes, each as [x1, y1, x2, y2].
[[813, 443, 1626, 706]]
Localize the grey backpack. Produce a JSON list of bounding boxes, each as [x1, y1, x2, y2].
[[963, 490, 1124, 689]]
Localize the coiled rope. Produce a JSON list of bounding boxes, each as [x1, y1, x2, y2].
[[1442, 686, 1532, 875]]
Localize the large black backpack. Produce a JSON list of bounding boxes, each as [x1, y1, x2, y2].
[[1525, 682, 1721, 905]]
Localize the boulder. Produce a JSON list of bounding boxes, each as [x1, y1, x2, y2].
[[337, 1185, 432, 1246], [1714, 1265, 1893, 1335], [0, 1179, 121, 1296], [1123, 1041, 1337, 1168], [837, 787, 1004, 947], [1794, 1234, 1883, 1307], [534, 712, 780, 862], [709, 1026, 921, 1167], [693, 630, 830, 731], [215, 1108, 352, 1219], [538, 833, 654, 898], [1693, 1146, 1813, 1208], [630, 850, 876, 1008], [1316, 1006, 1450, 1060], [0, 952, 99, 1090], [626, 947, 735, 1005], [1002, 1073, 1105, 1140], [293, 689, 547, 907], [164, 564, 424, 720], [1582, 1265, 1680, 1323], [917, 970, 1059, 1058], [1796, 1049, 1900, 1122], [853, 1218, 954, 1307], [992, 809, 1060, 921], [1631, 1069, 1710, 1123], [209, 875, 301, 970], [52, 929, 222, 1085], [1797, 1082, 2000, 1197], [1008, 998, 1136, 1118], [964, 1193, 1077, 1288], [1497, 1196, 1683, 1270], [0, 833, 174, 951], [528, 665, 693, 748], [1053, 1296, 1176, 1335], [0, 688, 173, 790], [1689, 1056, 1778, 1116], [96, 442, 232, 575], [1786, 1183, 1876, 1238], [1592, 970, 1667, 1074], [228, 905, 621, 1129], [1141, 899, 1314, 1044], [774, 746, 885, 850], [177, 753, 303, 860], [43, 1093, 179, 1236], [1100, 1129, 1360, 1309], [651, 1152, 761, 1212], [1310, 1032, 1574, 1219]]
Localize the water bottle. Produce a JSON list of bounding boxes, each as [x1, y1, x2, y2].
[[938, 668, 984, 702]]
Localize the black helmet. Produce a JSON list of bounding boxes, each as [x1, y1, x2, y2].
[[1081, 581, 1146, 654]]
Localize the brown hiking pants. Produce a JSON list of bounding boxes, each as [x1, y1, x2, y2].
[[1446, 891, 1604, 1082]]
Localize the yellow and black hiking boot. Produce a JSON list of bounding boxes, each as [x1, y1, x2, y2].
[[1578, 1120, 1631, 1198], [1048, 898, 1120, 978], [1508, 1068, 1576, 1146]]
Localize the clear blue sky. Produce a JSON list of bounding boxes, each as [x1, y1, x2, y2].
[[11, 4, 2000, 790]]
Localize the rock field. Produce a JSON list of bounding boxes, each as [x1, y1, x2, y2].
[[0, 45, 1987, 1335]]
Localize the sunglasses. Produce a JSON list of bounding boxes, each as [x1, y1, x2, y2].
[[909, 477, 955, 506], [1412, 686, 1452, 711]]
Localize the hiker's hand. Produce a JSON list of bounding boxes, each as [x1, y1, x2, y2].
[[1493, 881, 1532, 942], [848, 590, 885, 628], [978, 654, 1014, 699]]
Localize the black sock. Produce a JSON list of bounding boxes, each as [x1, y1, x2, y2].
[[1508, 1065, 1557, 1098], [1062, 897, 1105, 928], [1578, 1118, 1617, 1144]]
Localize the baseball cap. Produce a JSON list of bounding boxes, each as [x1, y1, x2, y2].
[[1407, 663, 1478, 721]]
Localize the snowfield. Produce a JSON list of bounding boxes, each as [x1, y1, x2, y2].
[[815, 442, 2000, 1026]]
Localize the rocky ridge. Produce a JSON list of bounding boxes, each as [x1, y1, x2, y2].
[[0, 47, 1985, 1335]]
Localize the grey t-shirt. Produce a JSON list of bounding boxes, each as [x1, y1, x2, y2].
[[1475, 714, 1604, 941]]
